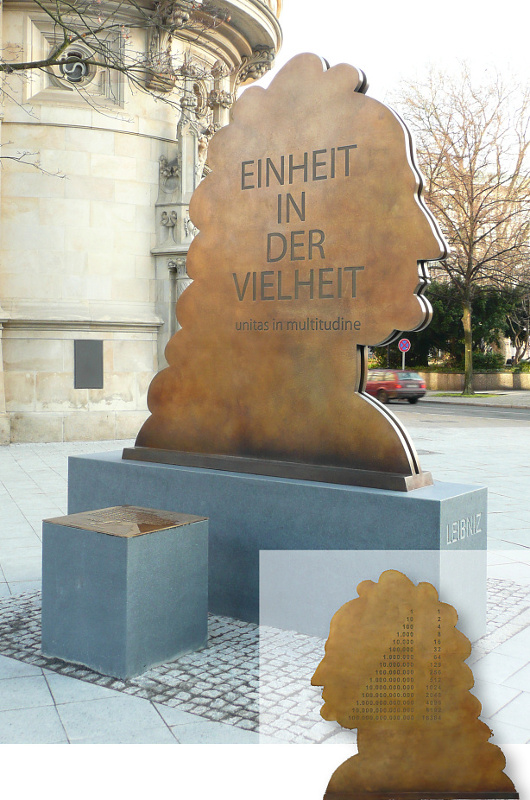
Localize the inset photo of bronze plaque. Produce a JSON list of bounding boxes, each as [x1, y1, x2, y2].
[[126, 54, 448, 490], [312, 570, 518, 799]]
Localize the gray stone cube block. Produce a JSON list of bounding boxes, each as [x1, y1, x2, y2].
[[41, 506, 208, 679]]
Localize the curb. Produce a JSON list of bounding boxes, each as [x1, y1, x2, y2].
[[422, 398, 530, 411]]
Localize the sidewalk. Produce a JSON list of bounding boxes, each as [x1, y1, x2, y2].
[[0, 406, 528, 751], [423, 388, 530, 409], [0, 440, 343, 746]]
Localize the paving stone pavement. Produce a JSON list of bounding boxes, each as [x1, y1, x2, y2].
[[0, 410, 529, 745], [0, 576, 526, 745]]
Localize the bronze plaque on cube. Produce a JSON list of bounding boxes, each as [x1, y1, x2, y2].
[[125, 54, 447, 490], [312, 570, 518, 799], [44, 506, 207, 538]]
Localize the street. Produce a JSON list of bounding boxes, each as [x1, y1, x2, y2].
[[395, 400, 530, 425]]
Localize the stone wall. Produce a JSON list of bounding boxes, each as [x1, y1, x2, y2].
[[419, 372, 530, 391], [3, 324, 157, 442], [0, 109, 165, 442], [0, 0, 281, 443]]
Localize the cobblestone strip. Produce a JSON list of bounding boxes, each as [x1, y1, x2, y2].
[[258, 625, 338, 743], [0, 593, 260, 730], [0, 578, 526, 743], [469, 578, 530, 661]]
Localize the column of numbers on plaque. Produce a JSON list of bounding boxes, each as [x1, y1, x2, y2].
[[423, 606, 442, 722], [354, 610, 415, 722]]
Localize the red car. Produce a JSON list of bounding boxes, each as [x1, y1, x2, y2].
[[365, 369, 426, 404]]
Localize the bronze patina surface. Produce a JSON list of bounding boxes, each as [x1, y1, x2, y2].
[[122, 446, 433, 491], [128, 54, 447, 488], [312, 571, 518, 799], [44, 506, 207, 538]]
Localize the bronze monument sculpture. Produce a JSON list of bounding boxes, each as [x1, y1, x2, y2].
[[124, 54, 447, 490], [312, 570, 518, 799]]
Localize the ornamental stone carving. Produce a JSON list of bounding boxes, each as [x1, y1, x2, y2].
[[160, 209, 178, 245], [154, 0, 194, 29], [211, 60, 230, 80], [49, 42, 98, 89], [146, 70, 176, 92], [180, 93, 198, 110], [237, 46, 276, 84], [177, 56, 205, 78], [159, 155, 180, 181], [207, 89, 233, 109], [196, 122, 220, 178], [168, 257, 188, 278], [161, 210, 178, 228], [184, 216, 199, 238], [59, 50, 90, 83]]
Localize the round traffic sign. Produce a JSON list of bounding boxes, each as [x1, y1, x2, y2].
[[398, 338, 411, 353]]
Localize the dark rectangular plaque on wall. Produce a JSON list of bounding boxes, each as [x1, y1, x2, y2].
[[74, 340, 104, 389]]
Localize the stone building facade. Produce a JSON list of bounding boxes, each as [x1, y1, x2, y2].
[[0, 0, 282, 443]]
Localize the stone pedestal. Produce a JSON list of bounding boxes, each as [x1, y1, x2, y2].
[[41, 505, 208, 679], [259, 547, 486, 641], [67, 453, 487, 642]]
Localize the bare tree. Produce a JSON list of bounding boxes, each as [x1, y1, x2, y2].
[[0, 0, 232, 112], [396, 65, 530, 392], [0, 141, 66, 175]]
